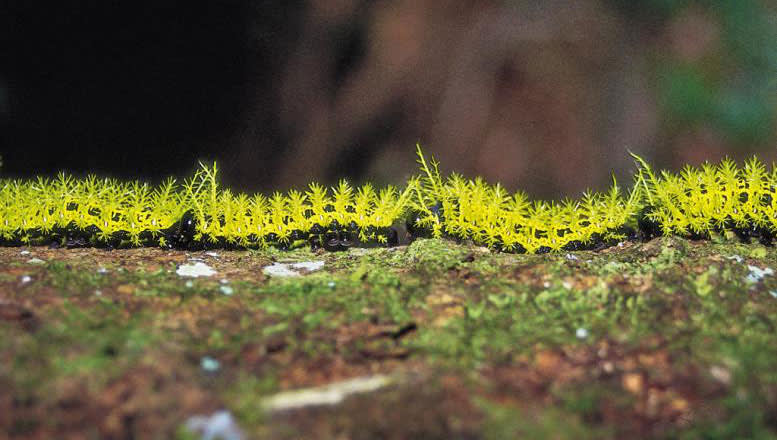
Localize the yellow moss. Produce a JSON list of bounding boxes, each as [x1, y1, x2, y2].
[[0, 147, 775, 252]]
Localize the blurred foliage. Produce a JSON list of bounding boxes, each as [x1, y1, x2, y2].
[[619, 0, 777, 146], [3, 1, 776, 194]]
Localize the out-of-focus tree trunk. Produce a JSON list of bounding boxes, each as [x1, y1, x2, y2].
[[232, 0, 659, 197]]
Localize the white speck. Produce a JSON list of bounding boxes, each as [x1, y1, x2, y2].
[[562, 281, 573, 290], [176, 262, 216, 278], [542, 281, 551, 288], [262, 375, 392, 412], [188, 257, 206, 263], [770, 290, 777, 299], [205, 251, 220, 258], [219, 278, 229, 284], [185, 280, 194, 288], [709, 365, 731, 385], [726, 255, 744, 263], [200, 356, 220, 372], [327, 281, 336, 288], [20, 275, 32, 284], [617, 241, 625, 247], [263, 261, 325, 278], [94, 290, 102, 296], [19, 250, 30, 255], [97, 267, 108, 274], [576, 328, 589, 339], [565, 253, 579, 261], [746, 265, 773, 284], [219, 285, 234, 296], [26, 258, 45, 265], [184, 410, 243, 440]]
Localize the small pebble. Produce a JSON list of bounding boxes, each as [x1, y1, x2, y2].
[[200, 356, 220, 372], [327, 281, 336, 288], [576, 328, 589, 339], [205, 251, 220, 258], [185, 410, 243, 440], [219, 278, 230, 284], [19, 250, 30, 255], [20, 275, 32, 284], [94, 290, 102, 296], [219, 285, 234, 296], [565, 253, 579, 261], [746, 265, 774, 284], [26, 258, 45, 265], [726, 255, 743, 263], [709, 365, 731, 385], [185, 280, 194, 288], [97, 267, 108, 274]]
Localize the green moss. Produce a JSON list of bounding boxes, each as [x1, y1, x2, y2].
[[2, 237, 777, 437], [477, 398, 613, 440], [0, 299, 157, 397], [403, 238, 469, 272]]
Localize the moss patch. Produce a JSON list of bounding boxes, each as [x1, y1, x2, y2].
[[1, 237, 776, 438]]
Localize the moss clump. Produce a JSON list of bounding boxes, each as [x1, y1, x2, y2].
[[3, 146, 777, 253]]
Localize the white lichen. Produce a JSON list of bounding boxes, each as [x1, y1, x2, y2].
[[177, 262, 216, 278], [746, 265, 773, 284], [262, 375, 392, 412], [262, 261, 325, 278]]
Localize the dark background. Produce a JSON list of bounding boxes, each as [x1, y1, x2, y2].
[[1, 0, 776, 198]]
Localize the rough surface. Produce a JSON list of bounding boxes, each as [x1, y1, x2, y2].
[[1, 237, 776, 439]]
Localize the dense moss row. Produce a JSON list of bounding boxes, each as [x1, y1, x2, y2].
[[2, 147, 777, 252]]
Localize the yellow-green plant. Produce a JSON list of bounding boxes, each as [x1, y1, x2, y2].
[[0, 146, 775, 252], [633, 154, 777, 242], [411, 146, 641, 253]]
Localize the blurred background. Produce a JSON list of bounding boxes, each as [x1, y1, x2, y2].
[[1, 0, 776, 198]]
